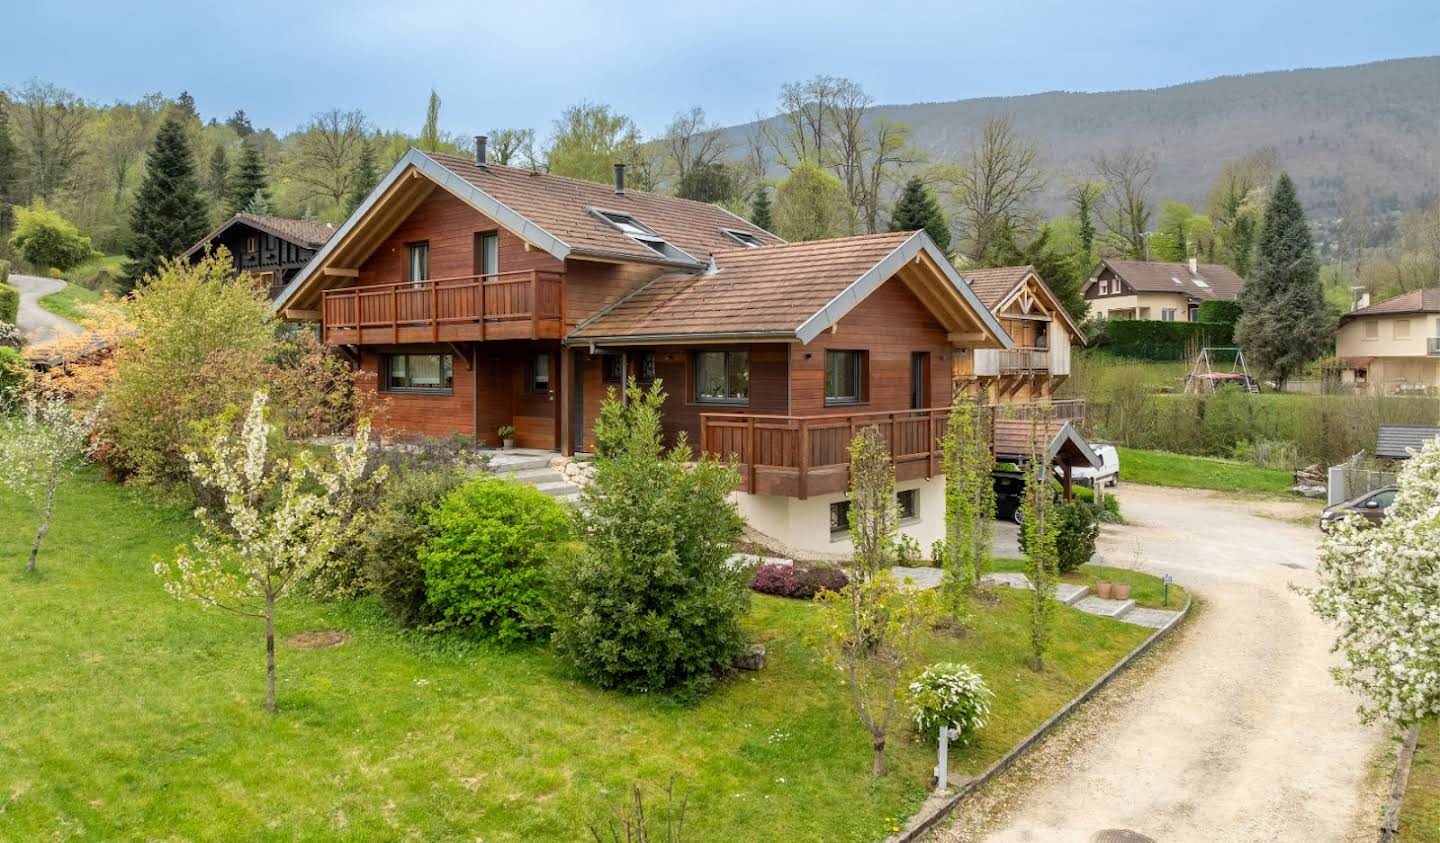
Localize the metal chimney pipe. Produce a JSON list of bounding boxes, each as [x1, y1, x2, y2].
[[614, 163, 626, 195], [475, 135, 487, 166], [1188, 256, 1198, 274]]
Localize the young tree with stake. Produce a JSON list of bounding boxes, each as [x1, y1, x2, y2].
[[0, 394, 101, 573], [1020, 416, 1059, 671], [938, 395, 994, 613], [156, 392, 384, 713]]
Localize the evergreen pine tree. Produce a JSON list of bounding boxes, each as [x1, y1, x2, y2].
[[750, 187, 773, 231], [1075, 188, 1095, 257], [244, 190, 270, 215], [123, 116, 210, 290], [888, 176, 951, 253], [226, 140, 269, 216], [1234, 172, 1330, 388], [346, 139, 379, 214], [207, 143, 230, 204], [420, 90, 442, 153]]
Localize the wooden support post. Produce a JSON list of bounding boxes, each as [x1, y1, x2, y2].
[[1062, 462, 1073, 501], [559, 345, 574, 456], [798, 419, 810, 500], [478, 275, 486, 342], [530, 270, 540, 339], [431, 282, 439, 342], [927, 411, 936, 479], [745, 417, 757, 495]]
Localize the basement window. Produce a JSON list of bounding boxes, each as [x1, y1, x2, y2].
[[722, 228, 765, 248]]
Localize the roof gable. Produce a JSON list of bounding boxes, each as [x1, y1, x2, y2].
[[960, 264, 1086, 345], [1088, 258, 1244, 300], [1340, 288, 1440, 323], [185, 213, 335, 260]]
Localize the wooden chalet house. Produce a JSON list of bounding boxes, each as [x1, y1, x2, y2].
[[955, 265, 1085, 406], [273, 139, 1097, 554], [185, 213, 336, 299]]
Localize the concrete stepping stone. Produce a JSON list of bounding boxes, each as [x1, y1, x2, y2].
[[1119, 607, 1183, 629], [891, 566, 943, 591], [1073, 595, 1137, 618]]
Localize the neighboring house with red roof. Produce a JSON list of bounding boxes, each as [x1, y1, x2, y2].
[[1083, 257, 1243, 322], [1334, 289, 1440, 394], [184, 213, 336, 299], [272, 139, 1097, 554], [955, 265, 1086, 404]]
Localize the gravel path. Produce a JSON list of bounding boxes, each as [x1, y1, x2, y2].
[[936, 485, 1386, 843], [9, 272, 82, 343]]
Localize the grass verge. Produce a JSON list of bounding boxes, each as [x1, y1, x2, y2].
[[1117, 447, 1294, 495], [1401, 719, 1440, 842], [0, 472, 1168, 842], [991, 559, 1189, 610], [38, 281, 102, 324]]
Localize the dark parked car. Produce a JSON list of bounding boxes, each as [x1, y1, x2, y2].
[[1319, 486, 1397, 531], [992, 470, 1060, 525]]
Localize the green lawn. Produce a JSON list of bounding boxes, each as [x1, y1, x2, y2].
[[0, 472, 1162, 842], [63, 253, 126, 289], [1402, 719, 1440, 842], [1117, 447, 1294, 495], [37, 281, 102, 323], [991, 559, 1189, 611]]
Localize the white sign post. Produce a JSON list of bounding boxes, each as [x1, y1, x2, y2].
[[935, 725, 951, 791]]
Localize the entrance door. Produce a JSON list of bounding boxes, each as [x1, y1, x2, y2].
[[911, 352, 930, 409]]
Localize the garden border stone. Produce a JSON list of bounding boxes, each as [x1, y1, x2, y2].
[[886, 592, 1193, 843]]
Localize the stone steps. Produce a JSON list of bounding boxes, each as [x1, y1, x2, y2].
[[483, 451, 582, 501]]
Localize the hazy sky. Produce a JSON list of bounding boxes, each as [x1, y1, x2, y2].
[[7, 0, 1437, 137]]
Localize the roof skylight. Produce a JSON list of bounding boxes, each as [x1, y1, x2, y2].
[[592, 209, 697, 263], [722, 228, 765, 248], [1192, 278, 1210, 288]]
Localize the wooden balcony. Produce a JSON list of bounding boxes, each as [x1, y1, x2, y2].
[[699, 400, 1088, 499], [974, 344, 1071, 377], [322, 270, 564, 345]]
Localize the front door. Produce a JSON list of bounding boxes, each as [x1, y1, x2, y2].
[[911, 352, 930, 409]]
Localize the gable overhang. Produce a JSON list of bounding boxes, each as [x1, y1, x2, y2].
[[271, 149, 575, 314], [182, 214, 325, 261], [794, 232, 1013, 348], [995, 270, 1087, 347], [993, 420, 1101, 469]]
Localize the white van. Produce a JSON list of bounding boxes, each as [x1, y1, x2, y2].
[[1072, 443, 1120, 488]]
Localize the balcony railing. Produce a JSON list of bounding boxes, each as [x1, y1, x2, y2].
[[699, 399, 1086, 499], [974, 344, 1071, 377], [999, 347, 1051, 372], [322, 270, 564, 345]]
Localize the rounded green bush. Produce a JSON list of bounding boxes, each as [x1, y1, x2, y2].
[[1054, 500, 1100, 573], [419, 478, 574, 641], [0, 283, 18, 325]]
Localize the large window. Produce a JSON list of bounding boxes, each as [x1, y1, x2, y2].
[[407, 242, 430, 286], [384, 354, 452, 393], [602, 354, 625, 383], [830, 491, 918, 536], [825, 350, 864, 405], [694, 351, 749, 404], [476, 232, 499, 276]]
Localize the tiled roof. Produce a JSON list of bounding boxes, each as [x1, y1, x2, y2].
[[1101, 259, 1244, 300], [425, 152, 782, 265], [1340, 289, 1440, 322], [234, 213, 337, 247], [570, 232, 915, 340], [992, 419, 1100, 468], [1377, 424, 1440, 460], [961, 265, 1035, 308]]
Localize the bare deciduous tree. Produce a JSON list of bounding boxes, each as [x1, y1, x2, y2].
[[488, 127, 538, 168], [951, 115, 1044, 262], [11, 78, 90, 200], [661, 106, 728, 188], [1094, 147, 1157, 259], [288, 109, 368, 209]]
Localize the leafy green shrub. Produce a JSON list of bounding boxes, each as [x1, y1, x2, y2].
[[1093, 319, 1232, 361], [9, 200, 98, 272], [0, 321, 22, 350], [1232, 438, 1301, 470], [420, 477, 573, 641], [1053, 500, 1099, 573], [1197, 300, 1243, 325], [908, 662, 993, 745], [548, 380, 749, 697], [0, 258, 10, 284], [0, 346, 29, 403], [1071, 485, 1122, 523], [0, 283, 17, 325]]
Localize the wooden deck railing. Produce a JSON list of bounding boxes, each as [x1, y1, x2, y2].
[[699, 399, 1086, 499], [999, 346, 1051, 372], [321, 269, 564, 344]]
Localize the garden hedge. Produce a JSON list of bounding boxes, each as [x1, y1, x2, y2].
[[1197, 300, 1243, 326], [1095, 319, 1233, 361], [0, 282, 18, 325]]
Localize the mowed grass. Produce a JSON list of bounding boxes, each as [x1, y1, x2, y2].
[[37, 281, 102, 323], [1402, 719, 1440, 842], [991, 559, 1190, 611], [0, 473, 1155, 842], [1117, 447, 1294, 495]]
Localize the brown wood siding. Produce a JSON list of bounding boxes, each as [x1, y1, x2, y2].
[[791, 277, 954, 415], [563, 259, 667, 327], [355, 188, 562, 288]]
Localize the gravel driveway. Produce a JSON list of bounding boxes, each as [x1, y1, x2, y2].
[[937, 484, 1386, 843], [9, 272, 82, 343]]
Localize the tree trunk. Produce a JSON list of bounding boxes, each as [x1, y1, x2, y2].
[[265, 593, 277, 714], [871, 735, 886, 777], [27, 480, 57, 573]]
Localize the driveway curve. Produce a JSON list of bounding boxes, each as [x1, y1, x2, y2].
[[936, 485, 1385, 843], [9, 272, 82, 343]]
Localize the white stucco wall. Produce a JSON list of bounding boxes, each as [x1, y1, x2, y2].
[[734, 476, 946, 559]]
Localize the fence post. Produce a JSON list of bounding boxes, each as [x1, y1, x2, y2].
[[935, 726, 950, 792]]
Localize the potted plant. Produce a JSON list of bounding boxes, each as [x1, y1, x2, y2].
[[1095, 580, 1113, 599], [498, 425, 516, 450], [1111, 582, 1132, 601]]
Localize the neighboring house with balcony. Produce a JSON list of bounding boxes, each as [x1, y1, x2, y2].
[[1084, 258, 1243, 321], [1334, 289, 1440, 394], [954, 265, 1084, 403], [184, 213, 336, 298], [272, 140, 1098, 555]]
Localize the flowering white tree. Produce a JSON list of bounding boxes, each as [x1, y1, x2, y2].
[[1307, 436, 1440, 726], [155, 391, 384, 713], [0, 394, 102, 573]]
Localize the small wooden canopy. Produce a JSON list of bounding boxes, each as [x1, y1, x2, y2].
[[992, 419, 1101, 469]]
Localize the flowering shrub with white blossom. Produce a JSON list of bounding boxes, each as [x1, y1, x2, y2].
[[909, 662, 993, 744], [0, 393, 101, 573], [1306, 435, 1440, 726], [155, 391, 385, 712]]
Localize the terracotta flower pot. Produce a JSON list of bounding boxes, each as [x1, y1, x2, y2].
[[1112, 582, 1132, 601], [1095, 580, 1113, 599]]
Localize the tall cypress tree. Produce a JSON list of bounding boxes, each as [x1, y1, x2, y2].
[[1234, 172, 1330, 388], [123, 116, 209, 290], [750, 187, 773, 232], [227, 140, 269, 216], [346, 139, 379, 214], [888, 176, 951, 252]]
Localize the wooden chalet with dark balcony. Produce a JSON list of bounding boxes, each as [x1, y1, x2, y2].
[[184, 213, 335, 299], [273, 139, 1098, 555], [954, 265, 1086, 403]]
